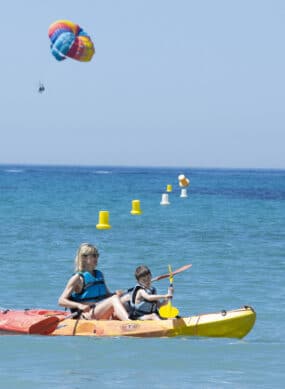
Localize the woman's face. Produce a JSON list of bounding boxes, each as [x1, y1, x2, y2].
[[83, 253, 98, 269]]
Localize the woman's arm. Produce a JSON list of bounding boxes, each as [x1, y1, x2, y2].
[[58, 274, 90, 312], [101, 274, 116, 297], [102, 273, 125, 298]]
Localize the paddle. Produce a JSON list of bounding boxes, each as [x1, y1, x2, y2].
[[158, 265, 180, 319], [151, 263, 192, 282], [125, 263, 192, 294], [29, 311, 80, 335]]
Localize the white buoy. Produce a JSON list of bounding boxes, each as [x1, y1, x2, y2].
[[178, 174, 190, 187], [160, 193, 170, 205], [180, 188, 188, 198]]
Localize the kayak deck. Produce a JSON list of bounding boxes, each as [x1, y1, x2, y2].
[[51, 306, 256, 338], [0, 306, 256, 338]]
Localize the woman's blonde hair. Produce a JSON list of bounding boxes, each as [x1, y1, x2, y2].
[[74, 243, 99, 272]]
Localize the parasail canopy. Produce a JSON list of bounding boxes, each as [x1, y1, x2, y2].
[[48, 20, 95, 62]]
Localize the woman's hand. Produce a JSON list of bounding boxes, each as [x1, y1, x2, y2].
[[77, 303, 90, 312], [115, 290, 125, 297]]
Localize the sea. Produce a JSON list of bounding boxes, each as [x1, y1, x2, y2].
[[0, 165, 284, 388]]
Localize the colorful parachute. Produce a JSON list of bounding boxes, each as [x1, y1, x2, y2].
[[48, 20, 95, 62]]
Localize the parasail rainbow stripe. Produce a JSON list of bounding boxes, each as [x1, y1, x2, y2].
[[48, 20, 95, 62]]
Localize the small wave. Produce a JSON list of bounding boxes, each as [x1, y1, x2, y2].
[[93, 170, 112, 174], [4, 169, 24, 173]]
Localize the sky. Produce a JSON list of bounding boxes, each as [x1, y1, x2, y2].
[[0, 0, 284, 169]]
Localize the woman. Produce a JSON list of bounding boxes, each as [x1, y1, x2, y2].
[[58, 243, 129, 320]]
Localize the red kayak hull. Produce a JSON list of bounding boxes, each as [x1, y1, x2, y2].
[[0, 309, 65, 335]]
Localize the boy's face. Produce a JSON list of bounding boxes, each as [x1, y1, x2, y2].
[[140, 273, 152, 287]]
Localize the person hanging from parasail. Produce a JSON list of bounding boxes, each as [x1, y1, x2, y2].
[[38, 82, 45, 93]]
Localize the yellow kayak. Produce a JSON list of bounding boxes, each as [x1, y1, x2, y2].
[[51, 306, 255, 338]]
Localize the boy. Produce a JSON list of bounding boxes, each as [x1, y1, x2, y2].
[[129, 265, 173, 320]]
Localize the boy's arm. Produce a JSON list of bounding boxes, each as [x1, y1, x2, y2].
[[139, 289, 170, 302]]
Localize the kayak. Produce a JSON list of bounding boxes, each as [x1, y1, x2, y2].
[[0, 306, 256, 338]]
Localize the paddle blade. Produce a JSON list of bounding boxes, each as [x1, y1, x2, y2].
[[29, 311, 79, 335], [29, 316, 60, 335], [152, 264, 192, 282], [159, 304, 179, 319]]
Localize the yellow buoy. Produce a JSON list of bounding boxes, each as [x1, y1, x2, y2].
[[166, 184, 172, 192], [130, 199, 142, 215], [96, 210, 111, 229]]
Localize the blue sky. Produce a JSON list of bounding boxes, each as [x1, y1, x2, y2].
[[0, 1, 284, 168]]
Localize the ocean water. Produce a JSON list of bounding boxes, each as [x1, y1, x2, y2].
[[0, 165, 284, 388]]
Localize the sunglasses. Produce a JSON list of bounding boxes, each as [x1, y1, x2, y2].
[[82, 253, 99, 258]]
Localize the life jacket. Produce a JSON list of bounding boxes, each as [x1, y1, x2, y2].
[[129, 284, 158, 319], [70, 270, 109, 303]]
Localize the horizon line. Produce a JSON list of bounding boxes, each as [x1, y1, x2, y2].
[[0, 162, 284, 172]]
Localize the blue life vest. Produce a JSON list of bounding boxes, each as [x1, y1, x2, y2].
[[129, 284, 158, 319], [70, 270, 109, 303]]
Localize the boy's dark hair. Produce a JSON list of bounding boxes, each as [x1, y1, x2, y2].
[[135, 265, 151, 281]]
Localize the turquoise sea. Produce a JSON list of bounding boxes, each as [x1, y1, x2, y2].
[[0, 165, 284, 388]]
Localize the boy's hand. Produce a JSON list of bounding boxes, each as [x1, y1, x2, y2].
[[168, 286, 174, 297]]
